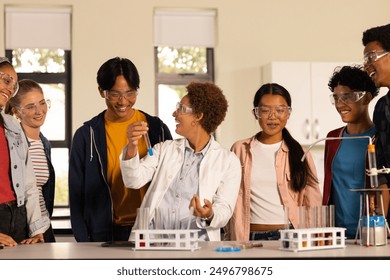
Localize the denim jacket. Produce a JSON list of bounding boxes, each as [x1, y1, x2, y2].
[[2, 111, 50, 237]]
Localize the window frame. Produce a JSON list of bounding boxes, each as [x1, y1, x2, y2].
[[154, 47, 214, 114], [6, 50, 72, 150]]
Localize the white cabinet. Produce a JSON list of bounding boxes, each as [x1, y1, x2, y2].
[[262, 61, 346, 145]]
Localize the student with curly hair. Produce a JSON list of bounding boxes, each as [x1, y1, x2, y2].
[[225, 83, 321, 241], [120, 81, 241, 241], [362, 23, 390, 222], [323, 65, 385, 239]]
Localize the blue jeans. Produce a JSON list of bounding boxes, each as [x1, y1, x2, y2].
[[0, 201, 28, 242], [249, 230, 281, 241]]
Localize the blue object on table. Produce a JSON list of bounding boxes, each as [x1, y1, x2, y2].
[[215, 246, 241, 252]]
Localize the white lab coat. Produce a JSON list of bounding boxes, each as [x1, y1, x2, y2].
[[120, 136, 241, 241]]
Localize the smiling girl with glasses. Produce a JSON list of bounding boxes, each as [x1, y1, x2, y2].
[[5, 79, 56, 243], [0, 58, 50, 247], [225, 83, 321, 241]]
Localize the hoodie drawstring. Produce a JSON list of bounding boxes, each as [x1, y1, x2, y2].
[[89, 126, 94, 162]]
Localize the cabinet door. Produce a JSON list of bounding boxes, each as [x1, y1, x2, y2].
[[311, 62, 346, 143], [262, 62, 312, 144]]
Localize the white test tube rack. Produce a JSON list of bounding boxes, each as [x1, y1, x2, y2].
[[279, 227, 346, 252], [133, 229, 200, 251]]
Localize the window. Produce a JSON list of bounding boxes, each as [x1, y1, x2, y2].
[[155, 47, 214, 138], [5, 7, 72, 225], [154, 9, 216, 138]]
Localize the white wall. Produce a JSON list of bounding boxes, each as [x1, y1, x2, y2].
[[0, 0, 389, 151]]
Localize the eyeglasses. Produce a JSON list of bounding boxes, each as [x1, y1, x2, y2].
[[329, 91, 366, 105], [363, 49, 389, 66], [103, 89, 138, 101], [18, 99, 51, 115], [254, 105, 291, 119], [175, 102, 193, 114], [0, 71, 19, 97]]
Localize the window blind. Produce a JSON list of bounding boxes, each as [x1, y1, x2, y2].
[[154, 9, 216, 47], [5, 6, 71, 50]]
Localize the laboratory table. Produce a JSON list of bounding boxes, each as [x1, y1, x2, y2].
[[0, 240, 389, 259]]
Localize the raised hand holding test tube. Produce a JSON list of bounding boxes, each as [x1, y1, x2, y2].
[[125, 121, 152, 160], [144, 129, 153, 156]]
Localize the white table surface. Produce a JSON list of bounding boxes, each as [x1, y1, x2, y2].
[[1, 240, 389, 259]]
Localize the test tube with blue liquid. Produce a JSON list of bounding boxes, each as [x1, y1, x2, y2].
[[144, 133, 153, 156]]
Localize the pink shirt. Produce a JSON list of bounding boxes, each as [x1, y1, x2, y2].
[[224, 136, 322, 241]]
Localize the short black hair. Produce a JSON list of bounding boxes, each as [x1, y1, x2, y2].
[[328, 65, 379, 98], [96, 57, 140, 90], [362, 23, 390, 51]]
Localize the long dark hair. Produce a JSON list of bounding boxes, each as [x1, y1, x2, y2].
[[253, 83, 318, 192]]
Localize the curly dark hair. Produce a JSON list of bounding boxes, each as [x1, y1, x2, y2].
[[362, 23, 390, 51], [328, 65, 379, 97], [186, 81, 228, 134]]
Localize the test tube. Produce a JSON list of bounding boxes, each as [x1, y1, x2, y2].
[[298, 206, 307, 229], [137, 207, 149, 247], [317, 206, 327, 246], [144, 133, 153, 156], [310, 206, 318, 246], [367, 144, 378, 188], [298, 206, 307, 247], [282, 207, 290, 248], [187, 207, 194, 230], [325, 205, 334, 245]]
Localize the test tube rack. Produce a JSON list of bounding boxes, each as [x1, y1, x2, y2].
[[279, 227, 346, 252], [133, 229, 200, 251]]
